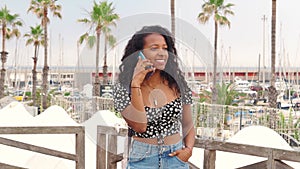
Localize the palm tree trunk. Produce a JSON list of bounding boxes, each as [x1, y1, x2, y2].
[[170, 0, 175, 36], [32, 45, 38, 107], [0, 23, 8, 98], [13, 39, 18, 88], [269, 0, 278, 129], [42, 7, 49, 110], [1, 23, 6, 69], [208, 20, 219, 129], [0, 57, 6, 98], [94, 30, 101, 96], [270, 0, 277, 88], [103, 36, 108, 85], [212, 20, 218, 104]]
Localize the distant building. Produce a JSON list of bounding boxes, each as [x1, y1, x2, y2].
[[5, 66, 300, 90]]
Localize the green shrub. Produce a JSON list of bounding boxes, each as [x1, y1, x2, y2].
[[64, 92, 70, 96]]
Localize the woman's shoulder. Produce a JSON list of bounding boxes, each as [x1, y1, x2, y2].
[[113, 82, 129, 93], [181, 87, 193, 105], [113, 82, 131, 112]]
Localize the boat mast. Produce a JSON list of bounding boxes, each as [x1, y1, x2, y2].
[[262, 15, 267, 91]]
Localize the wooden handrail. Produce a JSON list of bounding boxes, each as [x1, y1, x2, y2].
[[0, 126, 84, 134], [97, 125, 300, 169], [195, 139, 300, 169], [0, 126, 85, 169], [195, 139, 300, 162], [0, 137, 77, 161]]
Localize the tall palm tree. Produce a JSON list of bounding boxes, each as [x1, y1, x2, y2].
[[28, 0, 62, 110], [24, 24, 44, 107], [102, 27, 116, 85], [268, 0, 277, 129], [78, 1, 119, 96], [0, 6, 22, 98], [198, 0, 234, 104]]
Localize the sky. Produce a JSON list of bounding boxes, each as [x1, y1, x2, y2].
[[1, 0, 300, 69]]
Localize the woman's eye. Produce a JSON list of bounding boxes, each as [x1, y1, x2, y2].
[[150, 47, 168, 51]]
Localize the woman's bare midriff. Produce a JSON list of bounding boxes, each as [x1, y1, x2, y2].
[[132, 133, 181, 145]]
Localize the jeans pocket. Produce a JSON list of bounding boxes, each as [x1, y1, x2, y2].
[[174, 156, 188, 165]]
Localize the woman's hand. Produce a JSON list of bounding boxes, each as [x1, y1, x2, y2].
[[131, 57, 154, 86], [169, 147, 193, 162]]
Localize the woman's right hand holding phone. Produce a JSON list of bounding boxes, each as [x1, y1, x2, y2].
[[132, 57, 154, 87]]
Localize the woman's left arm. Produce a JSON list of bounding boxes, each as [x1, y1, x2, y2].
[[169, 104, 195, 162], [182, 104, 195, 149]]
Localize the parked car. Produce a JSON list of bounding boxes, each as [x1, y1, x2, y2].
[[13, 90, 24, 101]]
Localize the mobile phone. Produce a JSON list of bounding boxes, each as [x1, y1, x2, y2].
[[139, 51, 153, 70], [139, 51, 146, 60]]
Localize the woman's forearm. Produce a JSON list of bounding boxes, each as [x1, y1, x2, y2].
[[121, 85, 147, 133], [130, 86, 145, 113], [184, 126, 195, 149], [182, 104, 195, 149]]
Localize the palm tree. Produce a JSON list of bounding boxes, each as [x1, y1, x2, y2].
[[78, 1, 119, 96], [28, 0, 62, 110], [199, 82, 245, 105], [198, 0, 234, 104], [197, 82, 245, 130], [0, 6, 23, 98], [24, 24, 44, 107], [268, 0, 278, 129], [102, 27, 116, 85]]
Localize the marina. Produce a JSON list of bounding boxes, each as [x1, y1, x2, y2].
[[1, 0, 300, 168], [2, 64, 300, 169], [1, 99, 300, 169]]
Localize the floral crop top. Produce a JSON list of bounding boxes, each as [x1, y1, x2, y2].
[[113, 83, 193, 139]]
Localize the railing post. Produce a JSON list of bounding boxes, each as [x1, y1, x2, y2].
[[267, 150, 275, 169], [0, 126, 85, 169], [97, 132, 107, 169], [204, 149, 216, 169], [76, 127, 85, 169], [108, 134, 117, 169]]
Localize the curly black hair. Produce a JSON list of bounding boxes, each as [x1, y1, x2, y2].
[[118, 25, 189, 96]]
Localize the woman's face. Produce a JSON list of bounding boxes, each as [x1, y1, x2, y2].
[[142, 33, 169, 70]]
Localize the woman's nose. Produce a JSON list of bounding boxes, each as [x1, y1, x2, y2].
[[157, 49, 167, 56]]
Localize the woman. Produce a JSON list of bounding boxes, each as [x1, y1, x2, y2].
[[114, 25, 195, 169]]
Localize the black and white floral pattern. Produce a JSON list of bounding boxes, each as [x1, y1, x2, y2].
[[113, 83, 131, 112], [113, 83, 192, 138]]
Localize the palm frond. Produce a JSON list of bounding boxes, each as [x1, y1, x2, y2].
[[78, 33, 89, 44], [87, 35, 96, 48], [107, 34, 116, 47], [198, 13, 210, 24]]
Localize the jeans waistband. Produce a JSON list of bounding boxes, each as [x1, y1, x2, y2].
[[131, 139, 183, 156]]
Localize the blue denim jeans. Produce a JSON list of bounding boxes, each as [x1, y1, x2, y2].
[[126, 139, 189, 169]]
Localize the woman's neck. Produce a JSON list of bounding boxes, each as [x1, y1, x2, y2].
[[143, 71, 162, 87]]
